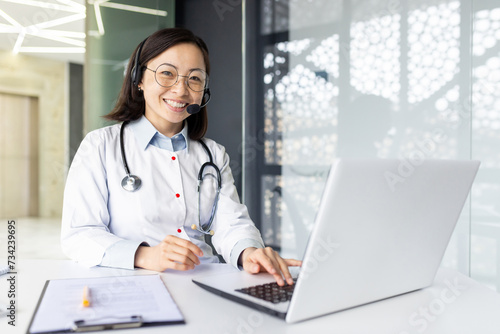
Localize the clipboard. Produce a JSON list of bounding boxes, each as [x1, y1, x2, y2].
[[27, 275, 185, 333]]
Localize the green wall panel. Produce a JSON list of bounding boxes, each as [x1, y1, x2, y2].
[[85, 0, 175, 132]]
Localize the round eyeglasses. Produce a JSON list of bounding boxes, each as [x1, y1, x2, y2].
[[145, 63, 208, 92]]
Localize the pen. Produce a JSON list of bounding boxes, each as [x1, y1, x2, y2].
[[82, 286, 91, 307]]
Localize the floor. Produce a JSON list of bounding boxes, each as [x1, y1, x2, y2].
[[0, 217, 67, 262]]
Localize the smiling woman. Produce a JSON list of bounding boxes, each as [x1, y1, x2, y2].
[[139, 43, 207, 137], [61, 27, 301, 286], [105, 28, 211, 140]]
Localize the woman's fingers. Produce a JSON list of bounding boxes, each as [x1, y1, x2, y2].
[[243, 247, 302, 286], [159, 235, 204, 270]]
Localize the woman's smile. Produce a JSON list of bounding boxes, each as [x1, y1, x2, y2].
[[164, 98, 188, 111]]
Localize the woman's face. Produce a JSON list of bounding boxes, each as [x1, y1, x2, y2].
[[139, 42, 206, 137]]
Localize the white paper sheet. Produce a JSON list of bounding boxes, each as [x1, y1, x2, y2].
[[29, 275, 184, 333]]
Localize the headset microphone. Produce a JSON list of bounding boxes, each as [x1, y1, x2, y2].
[[187, 104, 201, 115], [187, 88, 211, 115]]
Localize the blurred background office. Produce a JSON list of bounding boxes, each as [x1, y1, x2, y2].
[[0, 0, 499, 292]]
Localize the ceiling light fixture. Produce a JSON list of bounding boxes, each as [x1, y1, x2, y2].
[[56, 0, 85, 11], [99, 2, 167, 16], [12, 29, 25, 54], [26, 13, 86, 31], [0, 8, 22, 27], [38, 29, 86, 39], [87, 0, 167, 37], [93, 2, 105, 36], [0, 0, 169, 58], [19, 46, 85, 53], [0, 0, 86, 56], [0, 0, 82, 13], [34, 31, 85, 47]]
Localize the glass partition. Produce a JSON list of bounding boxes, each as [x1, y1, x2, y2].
[[246, 0, 500, 291], [85, 0, 175, 132], [471, 0, 500, 291]]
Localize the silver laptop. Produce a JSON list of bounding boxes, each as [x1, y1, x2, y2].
[[192, 159, 480, 323]]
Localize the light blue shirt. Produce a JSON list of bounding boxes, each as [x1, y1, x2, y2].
[[62, 116, 264, 270], [132, 115, 189, 152]]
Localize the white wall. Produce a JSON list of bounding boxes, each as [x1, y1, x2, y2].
[[0, 51, 67, 218]]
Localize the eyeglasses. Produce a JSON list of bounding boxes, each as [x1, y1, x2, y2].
[[145, 63, 208, 92]]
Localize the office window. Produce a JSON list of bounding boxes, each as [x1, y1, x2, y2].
[[471, 1, 500, 291], [85, 0, 174, 132], [244, 0, 500, 291]]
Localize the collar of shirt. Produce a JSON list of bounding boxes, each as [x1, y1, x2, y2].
[[128, 115, 189, 152]]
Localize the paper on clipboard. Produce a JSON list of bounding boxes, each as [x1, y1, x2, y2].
[[28, 275, 184, 333]]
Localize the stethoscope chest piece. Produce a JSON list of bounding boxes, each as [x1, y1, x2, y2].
[[119, 121, 142, 192], [121, 175, 142, 192]]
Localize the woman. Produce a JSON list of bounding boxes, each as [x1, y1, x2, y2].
[[61, 28, 300, 286]]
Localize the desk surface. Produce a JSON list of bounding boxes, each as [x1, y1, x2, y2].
[[1, 260, 500, 334]]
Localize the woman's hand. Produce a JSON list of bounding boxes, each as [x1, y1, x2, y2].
[[240, 247, 302, 286], [134, 235, 203, 271]]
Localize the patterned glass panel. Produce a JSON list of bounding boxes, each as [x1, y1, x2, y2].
[[253, 0, 500, 290]]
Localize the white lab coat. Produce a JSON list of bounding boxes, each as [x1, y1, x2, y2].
[[61, 118, 264, 269]]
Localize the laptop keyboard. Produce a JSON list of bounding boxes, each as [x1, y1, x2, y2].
[[235, 279, 297, 304]]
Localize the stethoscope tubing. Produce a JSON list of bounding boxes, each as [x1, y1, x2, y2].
[[119, 121, 221, 235]]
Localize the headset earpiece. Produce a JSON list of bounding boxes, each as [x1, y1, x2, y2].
[[202, 88, 211, 106], [131, 38, 148, 88]]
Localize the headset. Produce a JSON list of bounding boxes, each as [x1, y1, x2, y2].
[[131, 38, 211, 114]]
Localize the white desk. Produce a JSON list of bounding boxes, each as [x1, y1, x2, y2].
[[1, 260, 500, 333]]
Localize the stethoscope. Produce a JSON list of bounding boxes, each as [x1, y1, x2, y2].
[[119, 121, 221, 235]]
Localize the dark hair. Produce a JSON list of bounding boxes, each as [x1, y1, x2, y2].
[[105, 27, 210, 140]]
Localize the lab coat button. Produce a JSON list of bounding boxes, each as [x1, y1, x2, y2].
[[177, 229, 182, 233], [172, 156, 176, 161], [176, 193, 180, 198]]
